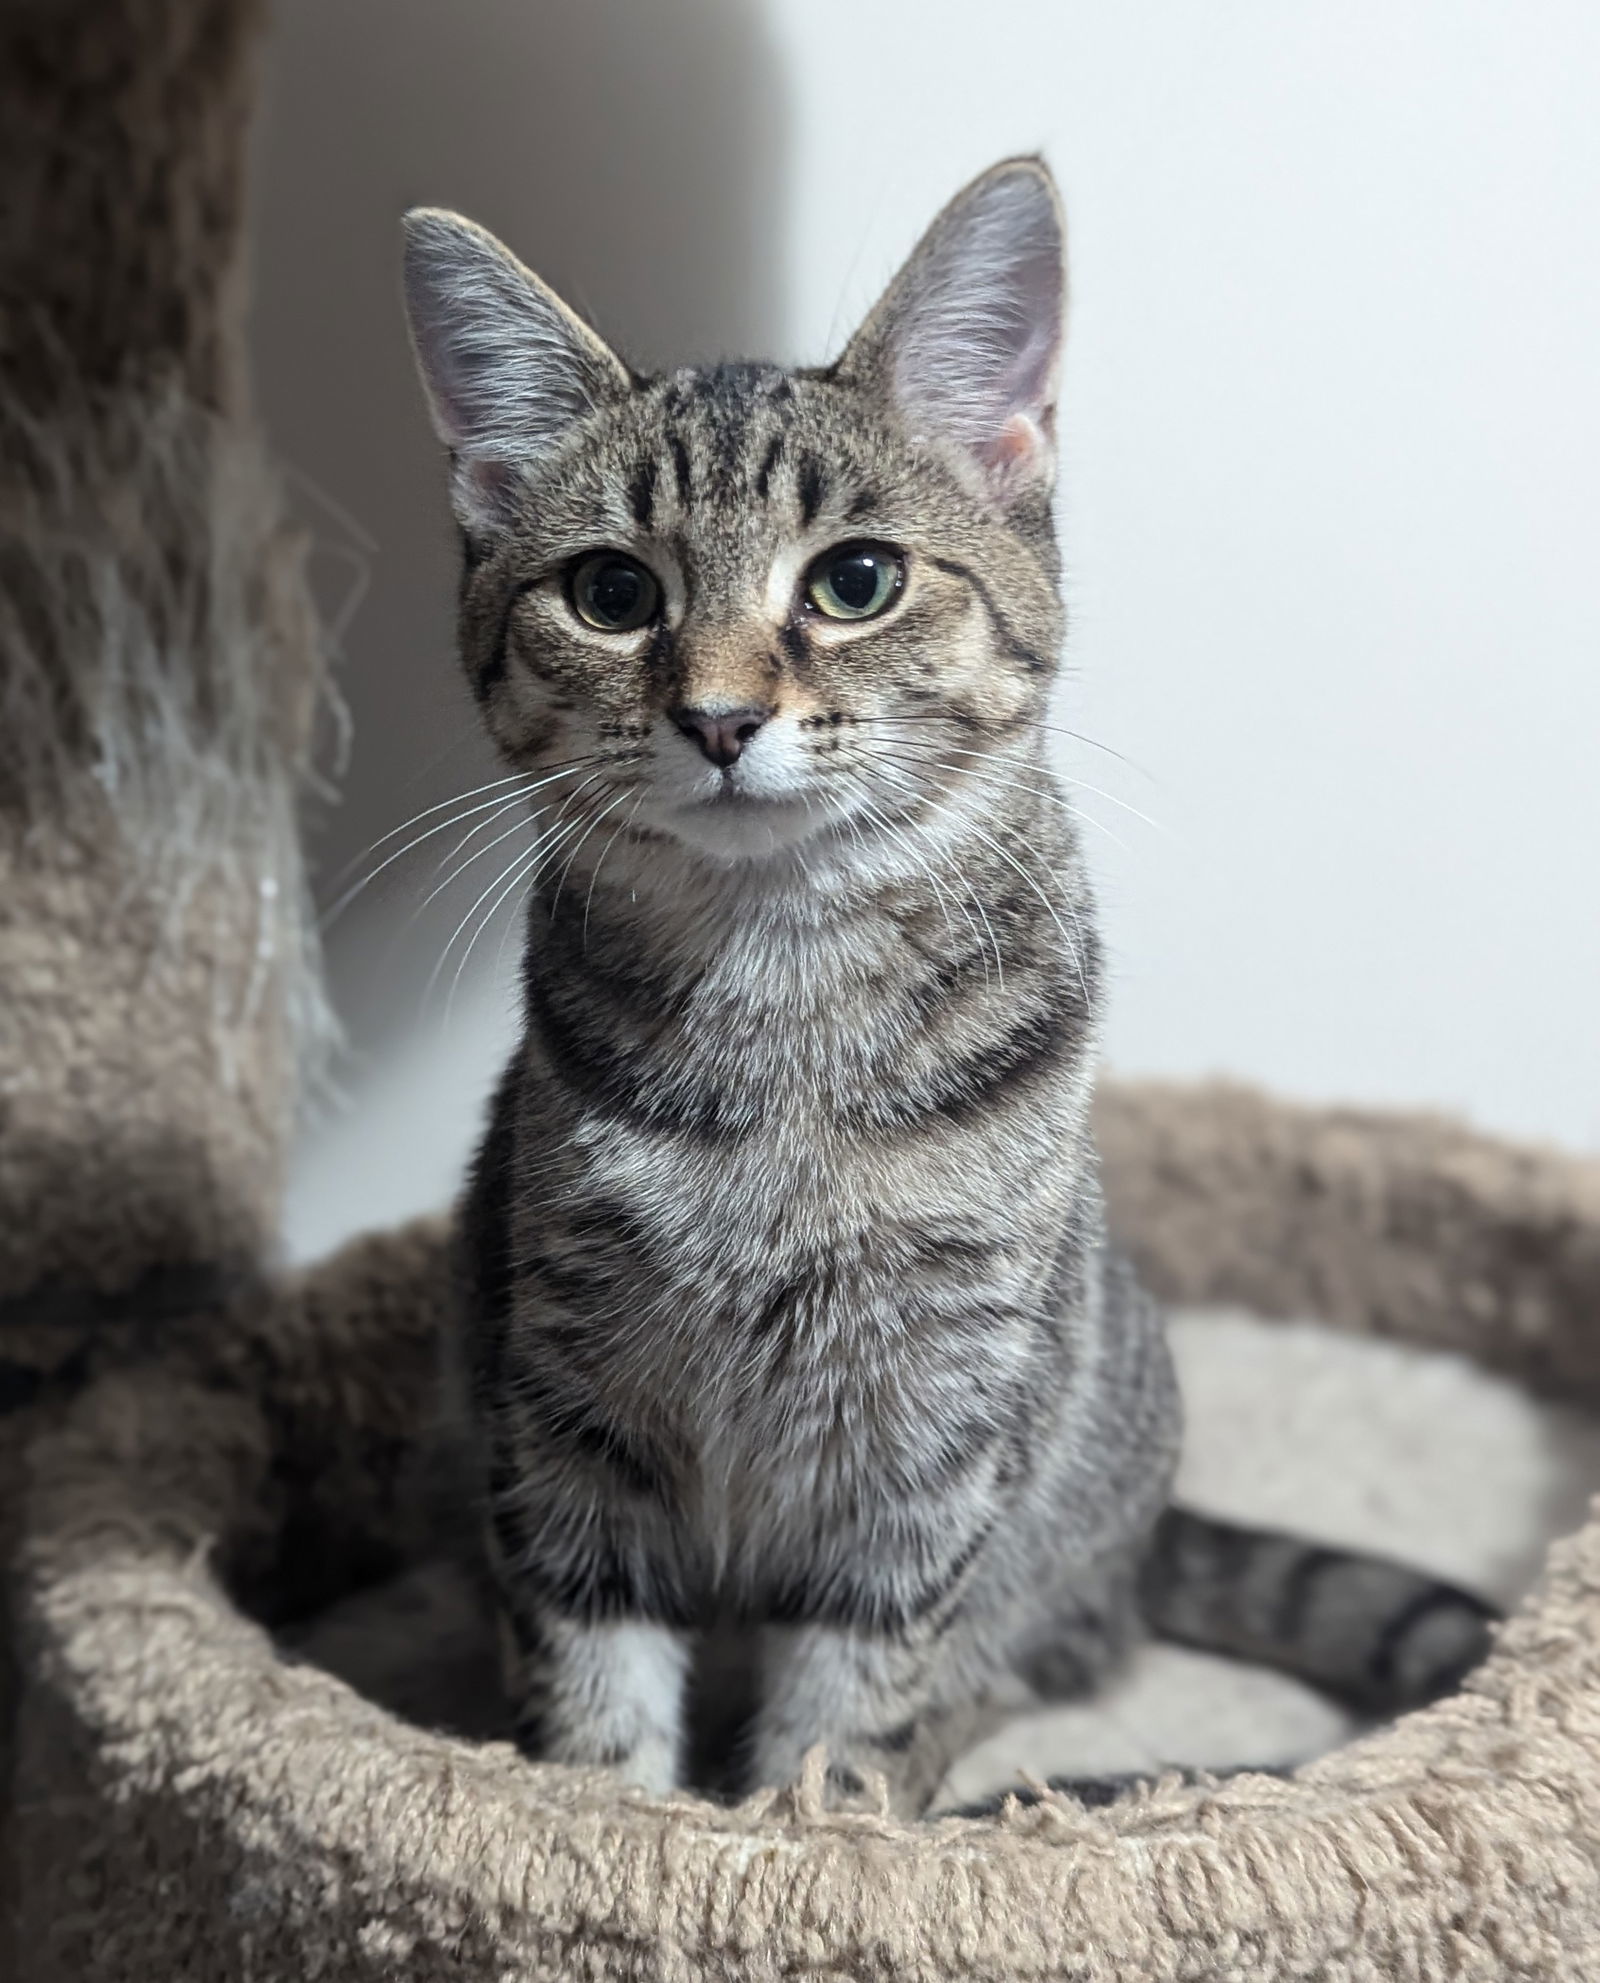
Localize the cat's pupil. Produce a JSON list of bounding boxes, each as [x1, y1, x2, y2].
[[829, 552, 882, 611], [590, 561, 643, 624]]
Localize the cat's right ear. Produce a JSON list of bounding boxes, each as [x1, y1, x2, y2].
[[402, 209, 629, 533]]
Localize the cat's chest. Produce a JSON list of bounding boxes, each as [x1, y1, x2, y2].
[[580, 1200, 1038, 1461], [535, 896, 920, 1103], [641, 1289, 1033, 1574]]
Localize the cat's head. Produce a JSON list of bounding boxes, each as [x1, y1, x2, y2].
[[402, 158, 1065, 867]]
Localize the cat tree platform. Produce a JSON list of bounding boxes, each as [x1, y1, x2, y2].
[[11, 1090, 1600, 1981], [6, 2, 1600, 1977]]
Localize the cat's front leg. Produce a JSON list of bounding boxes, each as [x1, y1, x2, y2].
[[497, 1597, 691, 1794], [484, 1440, 692, 1793], [746, 1621, 980, 1817]]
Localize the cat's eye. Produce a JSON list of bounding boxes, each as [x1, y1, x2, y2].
[[568, 551, 661, 633], [803, 541, 905, 622]]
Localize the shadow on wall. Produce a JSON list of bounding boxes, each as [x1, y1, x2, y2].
[[251, 0, 791, 1064]]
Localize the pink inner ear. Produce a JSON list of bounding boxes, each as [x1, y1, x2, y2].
[[450, 450, 530, 534], [981, 412, 1050, 482]]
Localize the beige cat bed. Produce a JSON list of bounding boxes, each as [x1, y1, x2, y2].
[[7, 4, 1600, 1979], [12, 1094, 1600, 1982]]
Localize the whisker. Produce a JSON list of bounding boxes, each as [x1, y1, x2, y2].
[[933, 746, 1162, 835], [492, 814, 592, 980], [323, 781, 535, 928], [853, 794, 959, 946], [959, 877, 1008, 992], [838, 774, 1001, 988], [583, 792, 646, 948], [862, 712, 1151, 779], [322, 758, 599, 928], [446, 853, 552, 1023], [871, 746, 1132, 854], [872, 761, 1090, 1004], [487, 789, 629, 994], [425, 832, 554, 1018], [548, 788, 636, 921], [325, 769, 535, 888], [421, 796, 544, 907], [865, 730, 1162, 834], [360, 796, 540, 983], [424, 775, 608, 1015], [439, 812, 593, 1024]]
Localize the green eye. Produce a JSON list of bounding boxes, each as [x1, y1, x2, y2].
[[804, 542, 904, 621], [569, 551, 661, 632]]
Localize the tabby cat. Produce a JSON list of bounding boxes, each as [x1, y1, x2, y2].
[[401, 158, 1494, 1814]]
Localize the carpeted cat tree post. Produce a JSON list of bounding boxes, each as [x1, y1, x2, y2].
[[0, 0, 322, 1957], [7, 3, 1600, 1978]]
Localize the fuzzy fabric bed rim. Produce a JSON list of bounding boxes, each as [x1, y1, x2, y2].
[[13, 1078, 1600, 1982]]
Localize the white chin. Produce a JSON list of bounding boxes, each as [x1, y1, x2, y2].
[[658, 794, 829, 863]]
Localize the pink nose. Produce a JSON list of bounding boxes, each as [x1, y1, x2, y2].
[[670, 705, 770, 769]]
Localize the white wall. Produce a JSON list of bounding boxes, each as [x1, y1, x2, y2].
[[261, 2, 1600, 1261]]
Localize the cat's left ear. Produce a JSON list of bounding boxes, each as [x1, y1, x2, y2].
[[835, 158, 1065, 504], [402, 207, 630, 532]]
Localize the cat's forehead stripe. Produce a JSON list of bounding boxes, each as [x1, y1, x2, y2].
[[638, 364, 815, 523], [667, 432, 693, 505], [796, 455, 826, 528], [626, 456, 658, 531], [753, 435, 783, 503]]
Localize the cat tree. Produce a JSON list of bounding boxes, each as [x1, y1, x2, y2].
[[5, 3, 1600, 1977]]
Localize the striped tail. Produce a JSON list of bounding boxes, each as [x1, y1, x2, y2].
[[1138, 1506, 1500, 1716]]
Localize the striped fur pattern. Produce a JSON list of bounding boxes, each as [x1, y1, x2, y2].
[[403, 160, 1495, 1814]]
